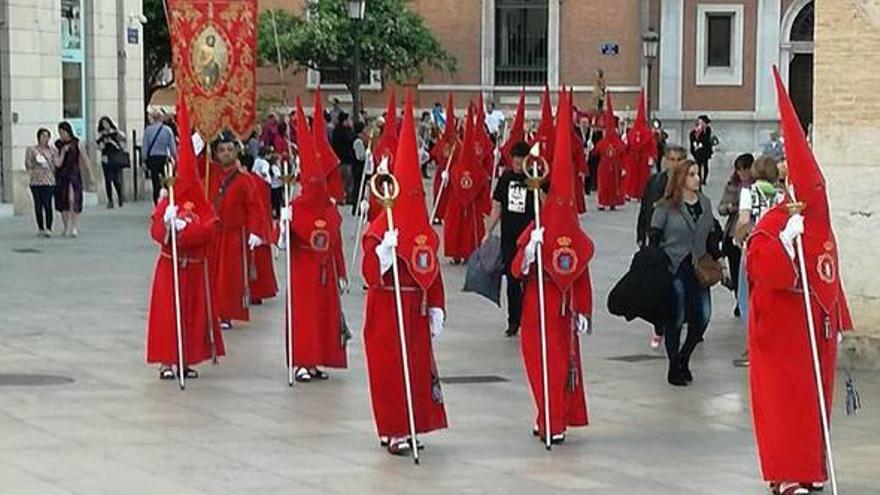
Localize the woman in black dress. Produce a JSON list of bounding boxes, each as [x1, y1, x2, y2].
[[54, 121, 89, 237]]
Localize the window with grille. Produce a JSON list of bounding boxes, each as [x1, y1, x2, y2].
[[495, 0, 548, 86]]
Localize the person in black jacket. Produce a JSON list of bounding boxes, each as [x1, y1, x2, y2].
[[331, 112, 357, 204], [635, 144, 687, 349], [689, 115, 715, 185]]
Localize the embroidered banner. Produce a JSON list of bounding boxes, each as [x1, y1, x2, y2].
[[167, 0, 257, 140]]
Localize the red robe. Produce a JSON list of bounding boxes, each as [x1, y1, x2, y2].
[[596, 137, 626, 209], [146, 198, 226, 365], [207, 163, 262, 322], [285, 205, 348, 368], [511, 225, 591, 437], [361, 236, 447, 438], [623, 128, 656, 201], [244, 173, 278, 301], [747, 207, 849, 483], [443, 164, 489, 260]]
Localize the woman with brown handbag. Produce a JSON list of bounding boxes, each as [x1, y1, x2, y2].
[[649, 159, 723, 386]]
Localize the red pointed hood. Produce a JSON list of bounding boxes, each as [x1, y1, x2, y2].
[[530, 86, 556, 163], [365, 91, 440, 291], [627, 90, 656, 152], [771, 67, 849, 322], [501, 90, 526, 168], [373, 89, 399, 171], [174, 93, 215, 222], [539, 88, 594, 291], [597, 92, 626, 152], [444, 92, 456, 137], [311, 88, 344, 201], [448, 101, 489, 206], [295, 97, 324, 190]]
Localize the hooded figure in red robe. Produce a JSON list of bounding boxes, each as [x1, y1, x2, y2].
[[312, 88, 346, 204], [443, 104, 490, 263], [430, 93, 457, 222], [243, 165, 278, 303], [365, 91, 398, 223], [595, 93, 627, 210], [529, 86, 555, 165], [206, 131, 264, 327], [511, 89, 594, 443], [361, 91, 448, 456], [746, 68, 853, 492], [623, 91, 657, 201], [147, 95, 225, 379], [282, 98, 348, 382]]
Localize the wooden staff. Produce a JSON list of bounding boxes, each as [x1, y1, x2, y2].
[[429, 141, 458, 223], [370, 171, 420, 465], [164, 159, 187, 390]]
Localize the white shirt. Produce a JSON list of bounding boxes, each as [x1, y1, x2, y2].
[[252, 157, 272, 185], [485, 109, 506, 135]]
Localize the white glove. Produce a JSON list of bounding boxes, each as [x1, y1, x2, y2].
[[441, 170, 449, 181], [576, 313, 592, 335], [521, 227, 544, 274], [163, 204, 178, 225], [375, 229, 399, 275], [338, 277, 349, 293], [429, 307, 445, 339], [364, 151, 375, 175], [172, 218, 187, 232], [779, 213, 805, 260], [248, 233, 263, 250], [280, 206, 293, 223], [359, 199, 370, 216]]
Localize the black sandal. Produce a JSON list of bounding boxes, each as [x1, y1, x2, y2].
[[310, 368, 329, 380], [184, 368, 199, 379], [159, 367, 175, 380]]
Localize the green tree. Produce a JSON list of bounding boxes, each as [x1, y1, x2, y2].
[[258, 0, 457, 121], [143, 0, 173, 108]]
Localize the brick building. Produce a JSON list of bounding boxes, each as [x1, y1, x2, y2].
[[256, 0, 817, 154]]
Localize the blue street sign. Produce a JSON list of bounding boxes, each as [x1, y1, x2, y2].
[[601, 43, 619, 56]]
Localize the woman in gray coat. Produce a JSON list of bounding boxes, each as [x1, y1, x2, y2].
[[650, 159, 723, 386]]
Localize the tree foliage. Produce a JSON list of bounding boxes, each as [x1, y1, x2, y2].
[[143, 0, 173, 106], [258, 0, 457, 91]]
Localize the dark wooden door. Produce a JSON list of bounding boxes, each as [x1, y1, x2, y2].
[[789, 54, 814, 134]]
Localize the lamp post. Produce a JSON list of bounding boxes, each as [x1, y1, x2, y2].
[[642, 28, 660, 121], [349, 0, 366, 124]]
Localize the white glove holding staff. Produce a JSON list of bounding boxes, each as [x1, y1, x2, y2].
[[521, 227, 544, 274], [248, 233, 264, 250], [280, 206, 293, 223], [576, 313, 592, 335], [376, 229, 399, 275], [163, 204, 178, 225], [429, 307, 445, 339], [779, 213, 805, 260]]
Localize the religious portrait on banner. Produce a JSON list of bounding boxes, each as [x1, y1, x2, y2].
[[167, 0, 257, 140]]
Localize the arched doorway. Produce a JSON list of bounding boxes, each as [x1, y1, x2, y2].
[[781, 0, 814, 133]]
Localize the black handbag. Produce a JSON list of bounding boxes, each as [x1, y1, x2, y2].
[[111, 149, 131, 169]]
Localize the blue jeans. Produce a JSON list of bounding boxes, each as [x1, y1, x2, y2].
[[665, 259, 712, 365], [737, 253, 749, 327]]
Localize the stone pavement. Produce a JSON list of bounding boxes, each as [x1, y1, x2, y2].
[[0, 181, 878, 495]]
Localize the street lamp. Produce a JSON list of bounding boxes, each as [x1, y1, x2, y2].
[[642, 28, 660, 121], [349, 0, 366, 124]]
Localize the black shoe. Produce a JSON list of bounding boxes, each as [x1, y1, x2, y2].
[[679, 358, 693, 383], [183, 368, 199, 379], [505, 325, 519, 337], [667, 363, 688, 387]]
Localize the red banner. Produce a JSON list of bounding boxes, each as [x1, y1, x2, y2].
[[167, 0, 257, 141]]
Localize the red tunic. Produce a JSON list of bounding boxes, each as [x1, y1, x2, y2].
[[286, 200, 348, 369], [596, 137, 626, 209], [443, 162, 489, 260], [361, 235, 448, 438], [747, 208, 848, 483], [511, 225, 592, 437], [146, 198, 226, 366], [244, 173, 278, 301], [207, 163, 262, 322], [623, 128, 656, 201]]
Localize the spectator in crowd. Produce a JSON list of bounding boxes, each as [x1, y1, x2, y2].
[[351, 121, 368, 216], [651, 118, 668, 174], [260, 113, 279, 149], [636, 144, 687, 348], [649, 159, 722, 386], [431, 101, 446, 129], [331, 111, 357, 204], [485, 101, 506, 139], [717, 153, 754, 318], [482, 142, 537, 337], [761, 130, 784, 161], [329, 97, 343, 128], [731, 156, 784, 367], [96, 116, 127, 209], [54, 121, 91, 238], [689, 115, 715, 185], [143, 110, 177, 205], [24, 128, 57, 237]]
